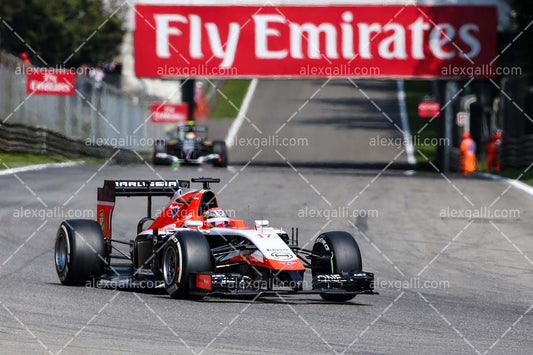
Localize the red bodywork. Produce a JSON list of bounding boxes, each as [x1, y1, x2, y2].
[[148, 189, 247, 230], [96, 182, 304, 271], [146, 189, 304, 271]]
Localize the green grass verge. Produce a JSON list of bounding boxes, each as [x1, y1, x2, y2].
[[209, 79, 251, 119], [404, 80, 440, 164], [0, 153, 97, 169]]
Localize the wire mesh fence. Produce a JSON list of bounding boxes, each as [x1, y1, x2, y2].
[[0, 53, 166, 150]]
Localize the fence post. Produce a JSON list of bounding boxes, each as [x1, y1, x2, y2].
[[443, 81, 458, 173], [65, 95, 72, 137], [40, 129, 47, 155], [90, 84, 98, 139], [76, 93, 83, 139]]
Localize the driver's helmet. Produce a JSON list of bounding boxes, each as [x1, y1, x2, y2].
[[185, 132, 196, 139], [203, 208, 229, 227]]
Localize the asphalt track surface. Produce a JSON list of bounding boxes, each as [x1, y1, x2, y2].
[[1, 80, 532, 354], [229, 79, 411, 167]]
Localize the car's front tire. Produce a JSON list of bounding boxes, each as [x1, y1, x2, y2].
[[162, 231, 214, 299], [55, 219, 107, 286], [311, 231, 362, 302]]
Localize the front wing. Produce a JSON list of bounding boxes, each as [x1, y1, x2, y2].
[[154, 152, 220, 165], [190, 271, 377, 297]]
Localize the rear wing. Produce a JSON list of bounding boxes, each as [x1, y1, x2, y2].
[[178, 125, 208, 133], [103, 180, 190, 197], [97, 180, 190, 238]]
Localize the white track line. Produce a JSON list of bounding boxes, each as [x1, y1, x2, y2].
[[397, 79, 416, 166], [0, 161, 82, 176], [226, 78, 259, 148], [477, 172, 533, 197]]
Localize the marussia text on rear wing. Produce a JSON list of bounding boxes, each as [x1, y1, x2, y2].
[[106, 180, 190, 196], [97, 180, 190, 238]]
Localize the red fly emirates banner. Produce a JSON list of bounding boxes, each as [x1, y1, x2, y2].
[[26, 69, 75, 95], [134, 5, 497, 78], [151, 103, 188, 123]]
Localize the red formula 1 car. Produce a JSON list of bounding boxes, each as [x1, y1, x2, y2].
[[54, 178, 376, 302]]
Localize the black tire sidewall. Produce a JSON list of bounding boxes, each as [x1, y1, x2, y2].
[[311, 231, 363, 302], [163, 231, 213, 299], [55, 219, 106, 286], [153, 140, 168, 165], [312, 231, 362, 275], [154, 139, 167, 153], [55, 225, 72, 284], [163, 239, 184, 297], [212, 141, 228, 167]]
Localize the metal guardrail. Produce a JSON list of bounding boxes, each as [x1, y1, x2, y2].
[[0, 53, 165, 150], [0, 122, 149, 163]]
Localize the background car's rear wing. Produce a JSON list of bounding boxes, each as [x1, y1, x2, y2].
[[97, 180, 190, 238], [178, 125, 208, 133]]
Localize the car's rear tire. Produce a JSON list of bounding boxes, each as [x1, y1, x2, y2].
[[162, 231, 214, 299], [212, 141, 228, 167], [311, 231, 362, 302], [55, 219, 107, 286]]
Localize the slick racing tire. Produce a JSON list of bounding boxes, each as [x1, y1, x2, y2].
[[55, 219, 107, 286], [153, 139, 168, 165], [212, 140, 228, 167], [311, 231, 362, 302], [162, 231, 214, 299], [154, 139, 166, 153]]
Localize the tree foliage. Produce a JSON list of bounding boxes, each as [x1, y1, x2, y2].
[[0, 0, 125, 67], [511, 1, 533, 77]]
